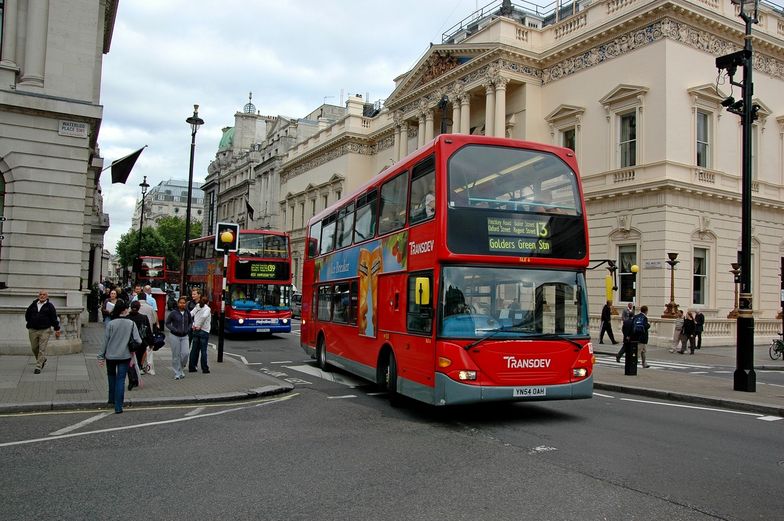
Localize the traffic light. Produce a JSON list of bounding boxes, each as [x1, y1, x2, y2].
[[214, 222, 240, 252]]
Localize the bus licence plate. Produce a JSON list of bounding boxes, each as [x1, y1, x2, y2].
[[514, 386, 546, 398], [256, 328, 270, 333]]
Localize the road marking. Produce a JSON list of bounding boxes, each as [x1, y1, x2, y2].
[[689, 371, 710, 374], [48, 412, 111, 436], [619, 397, 764, 417], [0, 394, 298, 448], [284, 364, 366, 387], [328, 395, 357, 399], [366, 392, 387, 396], [221, 350, 249, 365], [528, 445, 558, 454], [757, 416, 782, 422], [271, 360, 293, 364], [593, 392, 614, 398], [184, 407, 205, 417]]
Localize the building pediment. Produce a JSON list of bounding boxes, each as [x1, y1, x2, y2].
[[544, 104, 585, 123], [385, 45, 495, 106], [687, 84, 727, 105], [599, 84, 649, 106], [752, 98, 772, 121]]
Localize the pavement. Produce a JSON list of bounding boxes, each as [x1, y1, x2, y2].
[[0, 322, 782, 416]]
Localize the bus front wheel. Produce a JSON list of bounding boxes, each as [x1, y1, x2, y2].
[[316, 336, 330, 372], [382, 351, 401, 406]]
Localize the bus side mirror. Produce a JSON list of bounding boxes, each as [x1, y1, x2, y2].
[[415, 277, 430, 306]]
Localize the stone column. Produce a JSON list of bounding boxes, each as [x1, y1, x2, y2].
[[460, 94, 471, 135], [484, 83, 496, 137], [418, 114, 426, 147], [452, 101, 461, 134], [400, 123, 409, 157], [494, 77, 509, 138], [393, 126, 401, 161], [0, 0, 19, 68], [20, 0, 49, 87], [425, 110, 434, 142]]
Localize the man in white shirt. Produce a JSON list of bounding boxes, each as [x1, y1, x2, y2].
[[137, 292, 159, 331]]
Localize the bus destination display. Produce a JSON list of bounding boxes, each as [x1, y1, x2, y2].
[[486, 216, 552, 255], [234, 260, 289, 280]]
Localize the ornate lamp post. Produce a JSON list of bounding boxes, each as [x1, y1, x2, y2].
[[728, 262, 741, 319], [181, 104, 204, 293], [662, 252, 679, 318], [606, 260, 618, 315], [136, 176, 150, 259], [715, 0, 758, 391]]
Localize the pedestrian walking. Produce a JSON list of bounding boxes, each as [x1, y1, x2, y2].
[[97, 300, 141, 414], [189, 295, 212, 374], [669, 309, 684, 353], [621, 302, 634, 322], [633, 305, 651, 368], [136, 292, 159, 332], [694, 310, 705, 349], [165, 296, 193, 380], [101, 289, 118, 324], [25, 290, 61, 374], [616, 309, 635, 363], [679, 311, 697, 354], [599, 300, 618, 344], [127, 300, 154, 390]]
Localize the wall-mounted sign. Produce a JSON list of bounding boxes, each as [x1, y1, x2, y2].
[[58, 120, 88, 138], [644, 260, 664, 270]]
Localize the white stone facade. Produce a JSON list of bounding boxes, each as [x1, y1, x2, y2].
[[0, 0, 117, 354], [131, 179, 204, 229], [274, 0, 784, 347]]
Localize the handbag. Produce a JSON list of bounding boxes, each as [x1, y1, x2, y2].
[[127, 324, 143, 354], [152, 331, 166, 351]]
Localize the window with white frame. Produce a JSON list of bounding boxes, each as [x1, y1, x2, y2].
[[619, 112, 637, 168], [561, 127, 576, 152], [693, 248, 707, 305], [618, 244, 638, 303], [696, 110, 711, 168]]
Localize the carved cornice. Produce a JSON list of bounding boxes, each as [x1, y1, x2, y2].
[[282, 136, 379, 181]]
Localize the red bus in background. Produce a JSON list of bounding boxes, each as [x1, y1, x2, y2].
[[136, 255, 166, 287], [186, 229, 293, 334], [301, 134, 593, 406]]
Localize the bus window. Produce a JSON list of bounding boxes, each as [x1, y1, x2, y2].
[[378, 172, 409, 235], [336, 203, 355, 249], [407, 272, 433, 334], [308, 221, 322, 258], [317, 285, 332, 321], [331, 281, 357, 324], [354, 190, 377, 242], [409, 156, 435, 224], [320, 214, 337, 255]]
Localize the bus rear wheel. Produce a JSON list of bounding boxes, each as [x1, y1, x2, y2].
[[316, 336, 330, 371], [382, 351, 401, 406]]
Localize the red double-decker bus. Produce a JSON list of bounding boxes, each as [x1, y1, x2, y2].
[[135, 256, 166, 287], [186, 229, 293, 334], [301, 134, 593, 406]]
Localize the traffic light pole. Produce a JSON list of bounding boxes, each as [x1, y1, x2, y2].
[[217, 246, 228, 363]]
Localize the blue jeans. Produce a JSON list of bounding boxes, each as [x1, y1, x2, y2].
[[106, 359, 130, 412], [189, 330, 210, 371]]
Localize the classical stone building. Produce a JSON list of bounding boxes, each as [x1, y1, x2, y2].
[[131, 179, 204, 229], [0, 0, 117, 354], [276, 0, 784, 346]]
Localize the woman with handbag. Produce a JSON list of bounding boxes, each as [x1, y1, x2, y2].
[[97, 300, 141, 413], [127, 300, 154, 389]]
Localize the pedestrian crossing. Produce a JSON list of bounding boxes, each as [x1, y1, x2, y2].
[[595, 355, 715, 371]]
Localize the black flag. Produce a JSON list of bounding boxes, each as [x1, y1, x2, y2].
[[109, 146, 146, 184], [245, 198, 255, 221]]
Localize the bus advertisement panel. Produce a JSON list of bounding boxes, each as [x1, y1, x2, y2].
[[187, 230, 293, 334], [301, 134, 593, 406]]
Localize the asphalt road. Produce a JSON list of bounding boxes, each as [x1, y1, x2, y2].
[[1, 322, 781, 521]]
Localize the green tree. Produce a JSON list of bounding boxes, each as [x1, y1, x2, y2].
[[116, 216, 203, 274], [155, 215, 202, 269]]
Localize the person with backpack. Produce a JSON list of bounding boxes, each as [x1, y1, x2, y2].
[[632, 305, 651, 368]]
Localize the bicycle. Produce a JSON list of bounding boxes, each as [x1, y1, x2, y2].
[[770, 333, 784, 360]]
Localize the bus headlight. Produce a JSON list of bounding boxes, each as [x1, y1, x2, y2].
[[238, 318, 244, 325], [573, 368, 587, 378], [458, 370, 477, 381], [282, 319, 288, 324]]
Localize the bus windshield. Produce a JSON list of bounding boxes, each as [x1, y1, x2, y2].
[[229, 283, 291, 311], [448, 145, 580, 215], [237, 234, 289, 258], [439, 266, 588, 339]]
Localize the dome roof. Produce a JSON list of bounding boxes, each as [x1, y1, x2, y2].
[[218, 126, 234, 151]]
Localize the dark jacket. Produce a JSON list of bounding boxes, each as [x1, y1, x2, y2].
[[601, 304, 612, 322], [634, 313, 650, 344], [694, 312, 705, 333], [128, 311, 154, 348], [165, 308, 193, 337], [25, 299, 60, 331], [683, 316, 696, 337]]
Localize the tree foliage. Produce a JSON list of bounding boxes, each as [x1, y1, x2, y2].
[[115, 216, 203, 271]]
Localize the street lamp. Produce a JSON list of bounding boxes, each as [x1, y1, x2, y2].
[[605, 260, 618, 315], [728, 262, 741, 319], [716, 0, 758, 391], [181, 104, 204, 294], [662, 252, 679, 318], [136, 176, 150, 256], [631, 264, 639, 312]]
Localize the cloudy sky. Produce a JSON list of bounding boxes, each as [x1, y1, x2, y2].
[[99, 0, 499, 252]]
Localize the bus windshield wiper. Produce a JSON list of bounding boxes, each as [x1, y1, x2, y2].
[[525, 333, 586, 351], [464, 323, 525, 350]]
